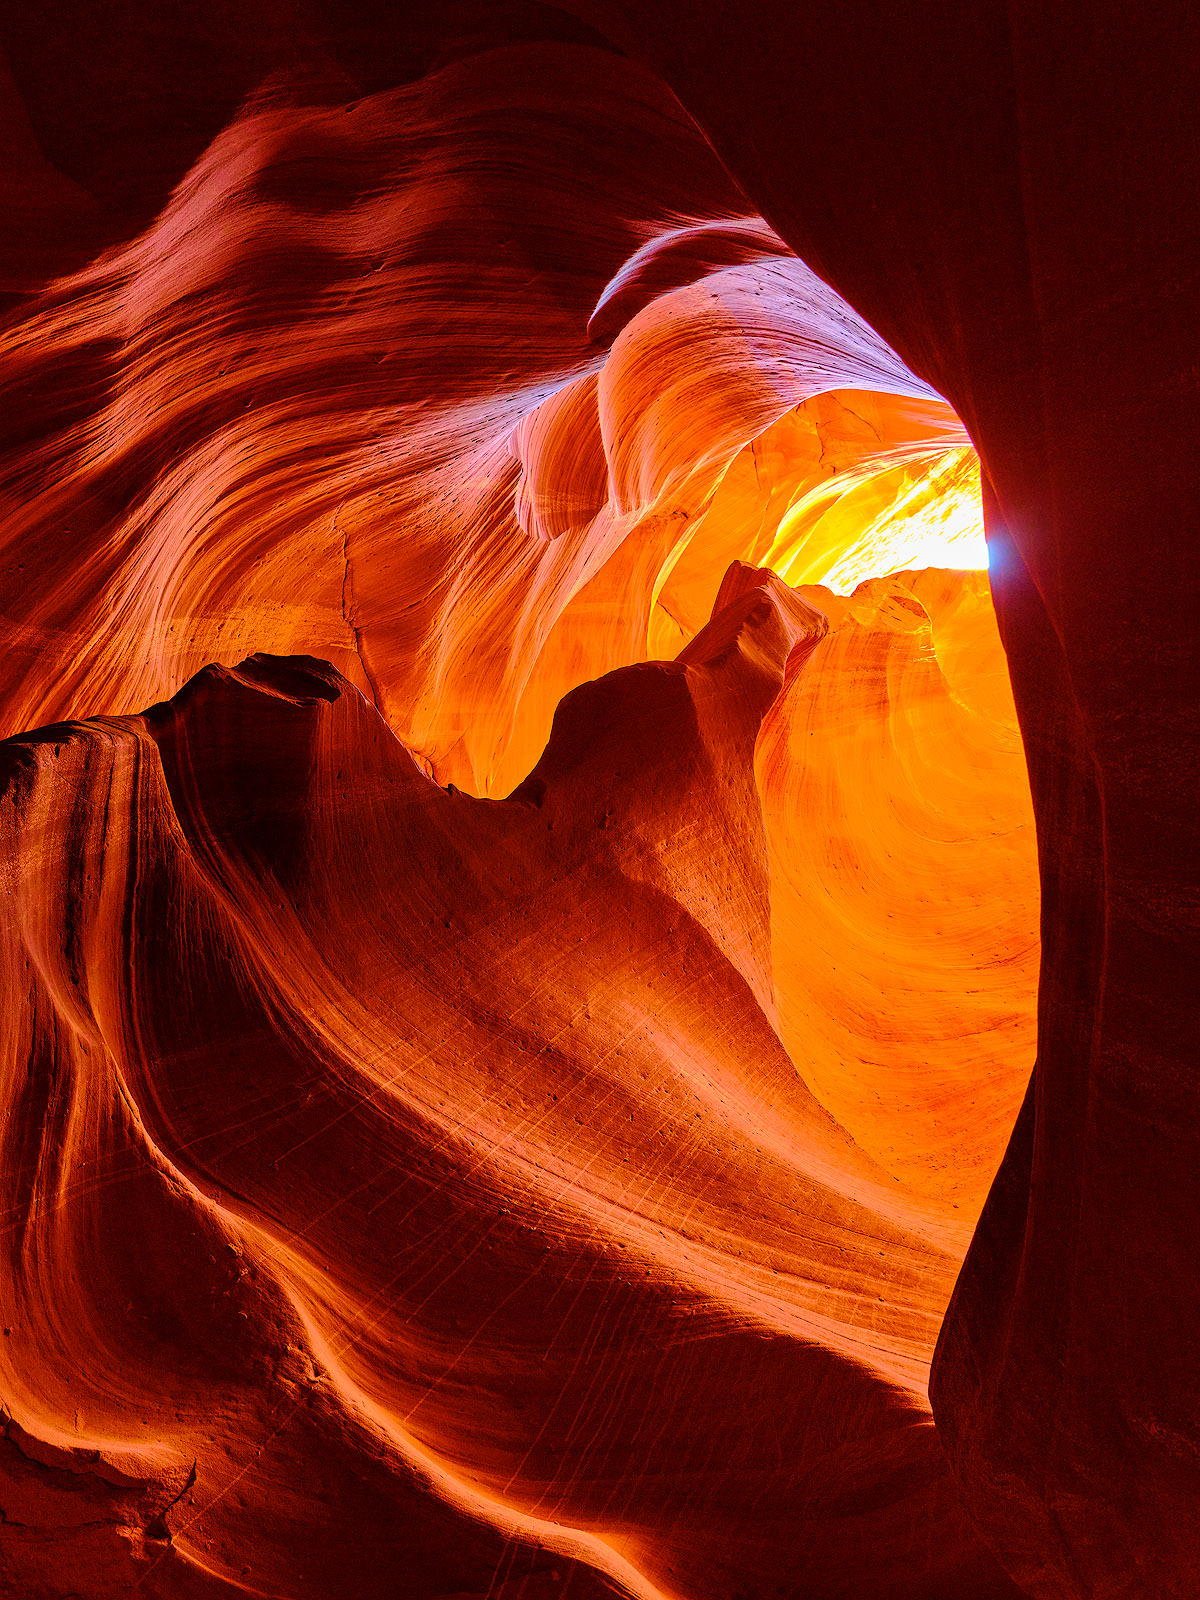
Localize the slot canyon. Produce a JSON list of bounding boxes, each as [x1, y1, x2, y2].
[[0, 5, 1196, 1598]]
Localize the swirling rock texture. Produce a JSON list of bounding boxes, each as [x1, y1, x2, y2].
[[0, 4, 1193, 1599]]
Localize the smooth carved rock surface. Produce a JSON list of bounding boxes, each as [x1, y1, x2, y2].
[[3, 5, 1192, 1598], [2, 575, 1025, 1599], [573, 5, 1200, 1596]]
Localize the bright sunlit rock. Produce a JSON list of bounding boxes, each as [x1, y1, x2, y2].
[[769, 446, 987, 594]]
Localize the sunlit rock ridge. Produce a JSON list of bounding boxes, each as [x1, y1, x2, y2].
[[1, 7, 1195, 1600]]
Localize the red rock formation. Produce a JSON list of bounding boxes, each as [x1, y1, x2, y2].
[[1, 572, 1026, 1598], [568, 4, 1200, 1595], [0, 29, 1031, 1600], [2, 3, 1192, 1597], [0, 43, 966, 801], [760, 569, 1037, 1213]]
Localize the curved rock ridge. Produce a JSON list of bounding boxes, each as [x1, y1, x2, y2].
[[0, 23, 1073, 1600], [0, 40, 983, 807], [1, 569, 1025, 1600], [566, 5, 1200, 1593], [584, 216, 795, 346], [3, 5, 1198, 1597]]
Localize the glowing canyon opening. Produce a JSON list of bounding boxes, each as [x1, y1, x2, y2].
[[1, 7, 1196, 1600]]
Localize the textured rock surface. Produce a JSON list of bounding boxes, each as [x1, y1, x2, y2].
[[568, 4, 1200, 1595], [2, 3, 1194, 1597], [2, 576, 1025, 1598]]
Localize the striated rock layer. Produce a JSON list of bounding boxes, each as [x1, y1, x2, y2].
[[571, 4, 1200, 1595], [0, 26, 1043, 1600], [0, 39, 981, 801], [0, 28, 1044, 1600], [2, 572, 1026, 1599], [6, 2, 1192, 1597]]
